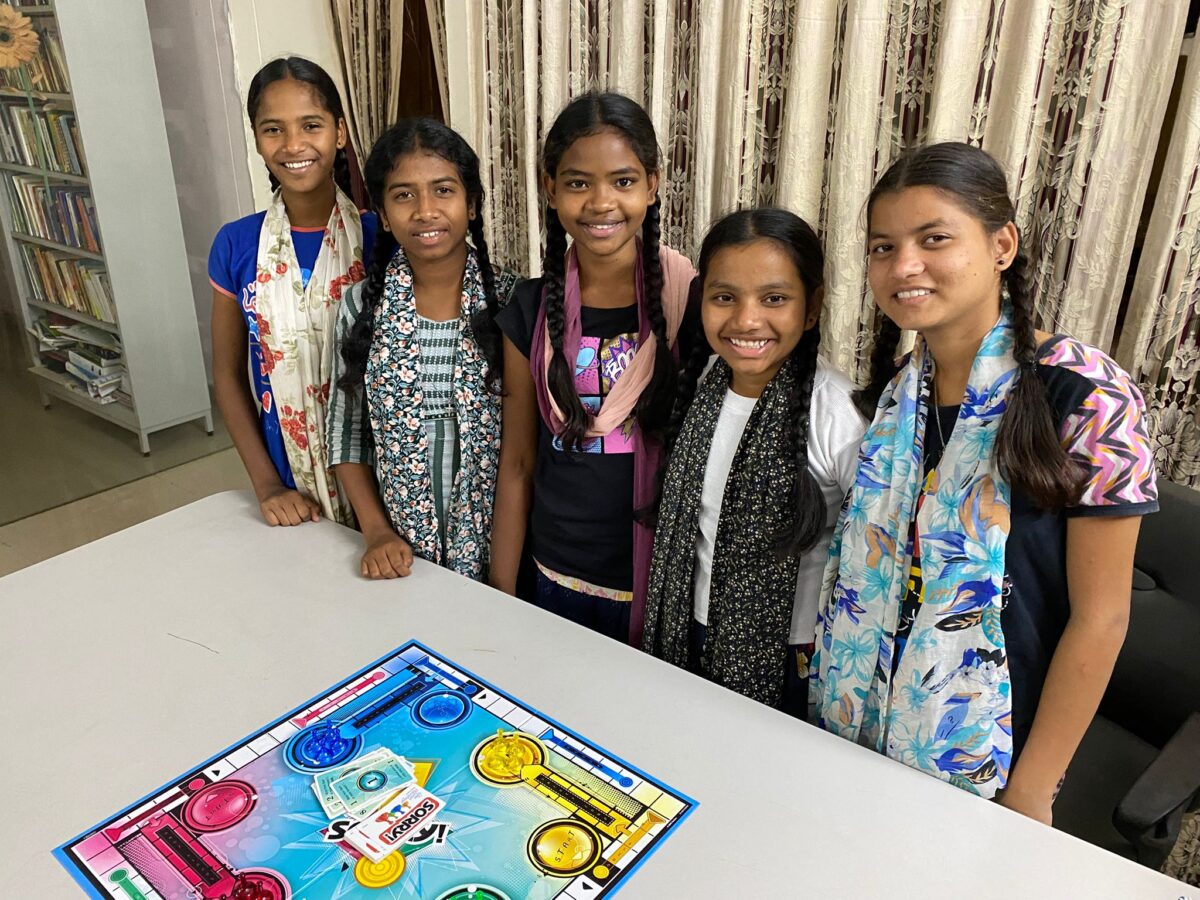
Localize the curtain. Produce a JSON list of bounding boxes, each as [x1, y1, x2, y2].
[[329, 0, 405, 162], [425, 0, 450, 118], [1116, 35, 1200, 488], [445, 0, 1188, 388]]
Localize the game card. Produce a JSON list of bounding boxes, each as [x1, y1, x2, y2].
[[344, 784, 445, 863], [332, 757, 414, 819]]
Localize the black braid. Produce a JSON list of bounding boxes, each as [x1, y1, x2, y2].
[[338, 227, 397, 393], [773, 327, 827, 558], [332, 146, 354, 198], [636, 301, 712, 527], [633, 199, 676, 441], [664, 306, 716, 461], [467, 215, 504, 393], [995, 246, 1086, 507], [543, 209, 592, 448], [854, 315, 902, 419]]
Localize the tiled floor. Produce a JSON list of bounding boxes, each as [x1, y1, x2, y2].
[[0, 312, 233, 524], [0, 446, 249, 576]]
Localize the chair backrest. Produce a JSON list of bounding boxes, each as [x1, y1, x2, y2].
[[1101, 479, 1200, 748]]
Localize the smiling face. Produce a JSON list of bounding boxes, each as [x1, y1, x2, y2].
[[378, 149, 474, 267], [702, 239, 821, 398], [544, 129, 658, 267], [252, 77, 345, 195], [866, 185, 1016, 341]]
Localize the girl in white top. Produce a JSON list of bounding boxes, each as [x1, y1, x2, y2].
[[643, 208, 866, 716]]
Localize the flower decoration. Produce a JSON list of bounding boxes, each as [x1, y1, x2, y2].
[[0, 5, 39, 70]]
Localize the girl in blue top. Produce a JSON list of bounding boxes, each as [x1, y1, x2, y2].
[[209, 57, 376, 526]]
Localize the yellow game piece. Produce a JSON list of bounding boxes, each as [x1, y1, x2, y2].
[[473, 732, 545, 784], [354, 851, 406, 889]]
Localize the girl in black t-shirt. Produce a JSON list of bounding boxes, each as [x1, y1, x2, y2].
[[491, 92, 695, 644], [812, 143, 1158, 826]]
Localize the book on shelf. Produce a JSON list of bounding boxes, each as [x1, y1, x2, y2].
[[18, 242, 114, 321], [0, 101, 84, 175], [67, 346, 124, 378], [0, 22, 70, 94], [27, 316, 122, 353], [3, 172, 100, 252]]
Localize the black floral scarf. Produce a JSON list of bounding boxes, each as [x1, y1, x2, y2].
[[643, 357, 803, 707]]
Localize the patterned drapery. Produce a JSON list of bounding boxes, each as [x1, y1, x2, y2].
[[329, 0, 405, 161], [438, 0, 1196, 483], [1117, 35, 1200, 488]]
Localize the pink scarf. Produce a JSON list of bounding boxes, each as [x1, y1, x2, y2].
[[530, 240, 696, 645]]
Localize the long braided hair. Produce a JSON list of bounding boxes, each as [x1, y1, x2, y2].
[[246, 57, 354, 198], [667, 208, 827, 558], [857, 141, 1085, 509], [338, 118, 504, 393], [540, 92, 674, 448]]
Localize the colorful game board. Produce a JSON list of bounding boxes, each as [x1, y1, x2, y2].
[[55, 641, 695, 899]]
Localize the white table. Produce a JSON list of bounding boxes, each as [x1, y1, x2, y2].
[[1, 492, 1193, 898]]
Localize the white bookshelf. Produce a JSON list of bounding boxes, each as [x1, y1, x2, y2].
[[0, 0, 210, 454]]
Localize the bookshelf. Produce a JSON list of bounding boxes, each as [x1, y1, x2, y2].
[[0, 0, 210, 454]]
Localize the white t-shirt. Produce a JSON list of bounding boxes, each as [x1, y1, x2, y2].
[[692, 357, 866, 644]]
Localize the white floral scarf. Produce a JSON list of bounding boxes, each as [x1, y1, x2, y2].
[[813, 311, 1018, 798], [255, 187, 364, 524], [364, 244, 500, 580]]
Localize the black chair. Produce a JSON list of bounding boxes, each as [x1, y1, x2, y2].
[[1055, 478, 1200, 868]]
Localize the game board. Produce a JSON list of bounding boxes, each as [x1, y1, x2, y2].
[[55, 641, 695, 899]]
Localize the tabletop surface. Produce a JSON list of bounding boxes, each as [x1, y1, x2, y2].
[[0, 491, 1193, 899]]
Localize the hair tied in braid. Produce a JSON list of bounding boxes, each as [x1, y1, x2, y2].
[[339, 118, 505, 393], [540, 92, 671, 448], [864, 142, 1085, 509]]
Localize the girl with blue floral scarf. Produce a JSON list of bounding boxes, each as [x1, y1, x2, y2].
[[812, 143, 1159, 825]]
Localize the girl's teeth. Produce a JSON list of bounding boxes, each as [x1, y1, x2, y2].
[[896, 289, 932, 299], [588, 223, 620, 232], [729, 338, 768, 349]]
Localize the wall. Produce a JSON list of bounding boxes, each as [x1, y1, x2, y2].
[[224, 0, 347, 209], [144, 0, 254, 380]]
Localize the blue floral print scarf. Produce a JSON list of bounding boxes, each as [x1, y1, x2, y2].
[[813, 310, 1018, 798], [364, 245, 500, 580]]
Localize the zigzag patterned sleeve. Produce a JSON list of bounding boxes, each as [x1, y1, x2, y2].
[[1049, 339, 1159, 514]]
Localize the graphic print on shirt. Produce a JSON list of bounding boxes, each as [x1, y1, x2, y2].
[[552, 332, 639, 454]]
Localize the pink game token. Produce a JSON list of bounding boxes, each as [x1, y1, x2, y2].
[[182, 780, 257, 833]]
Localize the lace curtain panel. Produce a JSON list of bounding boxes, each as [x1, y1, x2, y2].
[[432, 0, 1196, 486]]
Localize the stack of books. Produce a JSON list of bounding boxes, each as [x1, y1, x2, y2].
[[0, 102, 84, 175], [3, 172, 100, 252], [0, 23, 70, 94], [27, 317, 130, 407], [19, 243, 115, 321], [65, 345, 126, 403]]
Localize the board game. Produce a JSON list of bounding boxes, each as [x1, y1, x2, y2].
[[55, 641, 695, 899]]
